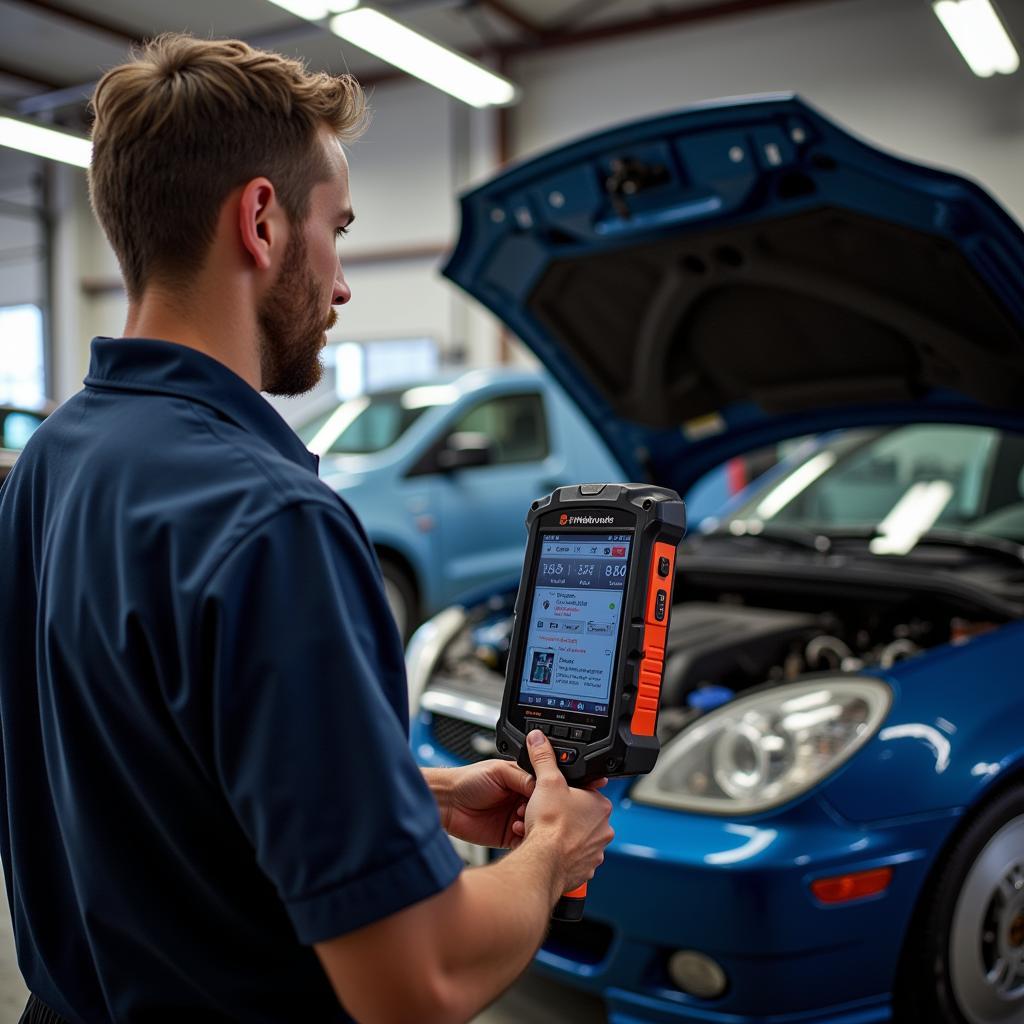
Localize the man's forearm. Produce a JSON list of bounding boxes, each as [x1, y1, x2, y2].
[[430, 831, 563, 1021]]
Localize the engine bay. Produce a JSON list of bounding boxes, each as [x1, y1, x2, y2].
[[428, 570, 1006, 748]]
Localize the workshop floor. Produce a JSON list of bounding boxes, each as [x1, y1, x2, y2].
[[0, 876, 605, 1023]]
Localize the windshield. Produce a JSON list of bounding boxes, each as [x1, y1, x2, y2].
[[295, 389, 437, 456], [721, 424, 1024, 546]]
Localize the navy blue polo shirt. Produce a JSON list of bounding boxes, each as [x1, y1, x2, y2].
[[0, 338, 462, 1022]]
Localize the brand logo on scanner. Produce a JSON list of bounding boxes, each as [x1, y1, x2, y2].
[[560, 513, 615, 526]]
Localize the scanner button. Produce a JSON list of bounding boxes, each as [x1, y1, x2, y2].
[[555, 747, 578, 765], [570, 727, 586, 741], [655, 590, 667, 621], [551, 725, 569, 739], [658, 556, 671, 577], [578, 484, 606, 496]]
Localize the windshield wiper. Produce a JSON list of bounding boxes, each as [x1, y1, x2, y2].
[[903, 529, 1024, 568], [702, 521, 834, 552], [704, 522, 1024, 567]]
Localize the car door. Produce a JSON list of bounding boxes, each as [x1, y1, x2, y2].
[[435, 389, 558, 604]]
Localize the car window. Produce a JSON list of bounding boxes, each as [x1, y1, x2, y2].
[[452, 393, 549, 465], [296, 391, 433, 455], [764, 425, 998, 530], [713, 423, 1024, 543], [1, 411, 44, 451]]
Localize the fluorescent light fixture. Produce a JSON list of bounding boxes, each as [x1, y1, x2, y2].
[[0, 116, 91, 168], [265, 0, 358, 20], [933, 0, 1019, 77], [330, 7, 519, 108]]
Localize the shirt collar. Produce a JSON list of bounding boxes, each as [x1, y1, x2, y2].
[[84, 337, 319, 474]]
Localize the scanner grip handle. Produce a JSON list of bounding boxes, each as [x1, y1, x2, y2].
[[552, 881, 587, 922]]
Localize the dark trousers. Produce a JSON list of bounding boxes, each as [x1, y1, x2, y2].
[[19, 995, 71, 1024]]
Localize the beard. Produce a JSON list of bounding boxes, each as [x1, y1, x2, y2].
[[257, 230, 337, 397]]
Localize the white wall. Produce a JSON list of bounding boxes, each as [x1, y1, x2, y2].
[[9, 0, 1024, 401]]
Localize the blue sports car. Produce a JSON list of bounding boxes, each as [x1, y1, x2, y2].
[[409, 95, 1024, 1023]]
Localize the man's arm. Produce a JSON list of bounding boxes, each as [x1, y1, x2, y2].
[[315, 733, 613, 1024]]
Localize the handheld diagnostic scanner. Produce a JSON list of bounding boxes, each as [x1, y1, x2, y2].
[[495, 484, 685, 919]]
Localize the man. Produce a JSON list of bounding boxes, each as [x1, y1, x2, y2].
[[0, 34, 613, 1023]]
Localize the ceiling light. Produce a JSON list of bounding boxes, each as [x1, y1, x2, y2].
[[265, 0, 358, 20], [0, 116, 91, 167], [933, 0, 1019, 77], [330, 7, 519, 108]]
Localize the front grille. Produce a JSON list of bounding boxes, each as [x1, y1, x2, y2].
[[431, 713, 498, 763]]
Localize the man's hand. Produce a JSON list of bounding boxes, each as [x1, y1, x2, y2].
[[425, 762, 535, 849]]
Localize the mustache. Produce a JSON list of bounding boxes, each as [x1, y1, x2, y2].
[[325, 306, 338, 331]]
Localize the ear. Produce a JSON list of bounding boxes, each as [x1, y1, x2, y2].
[[238, 177, 282, 272]]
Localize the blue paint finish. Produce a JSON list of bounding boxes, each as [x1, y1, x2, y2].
[[824, 622, 1024, 822]]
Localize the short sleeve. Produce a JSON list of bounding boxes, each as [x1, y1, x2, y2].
[[195, 500, 462, 944]]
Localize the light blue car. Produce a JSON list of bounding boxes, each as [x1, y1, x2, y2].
[[294, 368, 624, 637]]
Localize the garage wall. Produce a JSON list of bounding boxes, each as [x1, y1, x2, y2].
[[24, 0, 1024, 402]]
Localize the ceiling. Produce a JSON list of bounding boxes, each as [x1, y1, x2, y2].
[[0, 0, 847, 128]]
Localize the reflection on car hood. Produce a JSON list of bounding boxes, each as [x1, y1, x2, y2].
[[444, 94, 1024, 495]]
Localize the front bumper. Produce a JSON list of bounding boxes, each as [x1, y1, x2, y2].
[[414, 712, 961, 1023]]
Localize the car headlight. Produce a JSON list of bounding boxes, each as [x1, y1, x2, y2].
[[632, 678, 891, 815]]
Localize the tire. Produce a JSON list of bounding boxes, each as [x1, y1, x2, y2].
[[897, 786, 1024, 1024], [378, 557, 418, 643]]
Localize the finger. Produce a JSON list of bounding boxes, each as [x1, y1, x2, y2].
[[492, 760, 536, 798], [525, 730, 563, 784], [516, 802, 526, 818], [585, 777, 609, 791], [511, 820, 525, 836]]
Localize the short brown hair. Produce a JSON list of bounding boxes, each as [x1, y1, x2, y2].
[[89, 33, 367, 299]]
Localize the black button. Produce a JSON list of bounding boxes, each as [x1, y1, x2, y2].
[[658, 556, 671, 578], [578, 484, 606, 496], [551, 725, 569, 739], [655, 590, 667, 621], [526, 722, 545, 736], [554, 746, 578, 765], [570, 727, 586, 741]]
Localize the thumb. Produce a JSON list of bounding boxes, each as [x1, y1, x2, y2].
[[526, 730, 562, 783]]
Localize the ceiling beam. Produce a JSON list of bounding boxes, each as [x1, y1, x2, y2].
[[12, 0, 141, 45], [497, 0, 854, 56], [0, 61, 65, 91], [476, 0, 549, 39]]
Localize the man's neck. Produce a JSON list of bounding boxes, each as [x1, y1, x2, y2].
[[124, 285, 262, 391]]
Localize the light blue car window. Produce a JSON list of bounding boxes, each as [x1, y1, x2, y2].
[[2, 411, 44, 451], [296, 392, 432, 455], [452, 393, 548, 465]]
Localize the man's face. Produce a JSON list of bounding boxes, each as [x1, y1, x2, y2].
[[258, 130, 353, 397]]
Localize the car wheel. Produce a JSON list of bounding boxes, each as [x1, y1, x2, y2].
[[898, 787, 1024, 1023], [378, 558, 418, 642]]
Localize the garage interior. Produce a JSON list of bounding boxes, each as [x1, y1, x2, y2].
[[1, 0, 1023, 1021]]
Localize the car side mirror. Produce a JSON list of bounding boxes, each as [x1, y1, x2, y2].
[[437, 432, 494, 472]]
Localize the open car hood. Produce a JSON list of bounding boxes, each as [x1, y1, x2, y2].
[[443, 95, 1024, 495]]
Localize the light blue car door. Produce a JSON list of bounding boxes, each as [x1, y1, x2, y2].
[[436, 389, 561, 604]]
